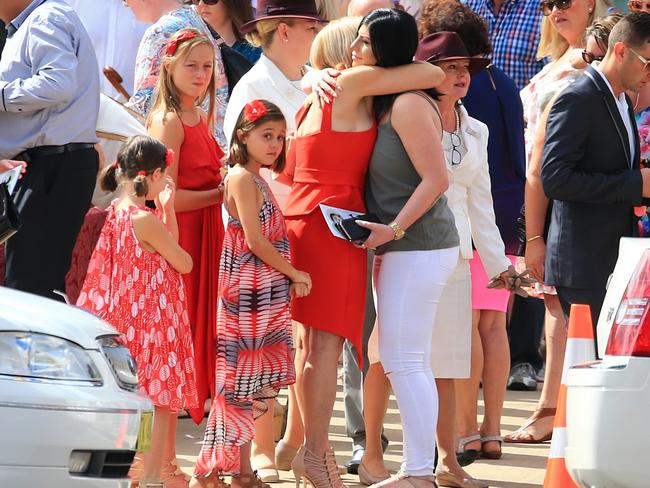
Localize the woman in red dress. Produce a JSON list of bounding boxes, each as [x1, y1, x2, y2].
[[148, 30, 225, 486], [280, 12, 444, 488]]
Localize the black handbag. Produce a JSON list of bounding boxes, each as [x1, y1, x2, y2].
[[0, 182, 20, 244]]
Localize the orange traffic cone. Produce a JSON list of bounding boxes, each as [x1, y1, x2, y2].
[[543, 304, 595, 488]]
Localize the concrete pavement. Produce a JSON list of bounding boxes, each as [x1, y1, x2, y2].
[[175, 387, 548, 488]]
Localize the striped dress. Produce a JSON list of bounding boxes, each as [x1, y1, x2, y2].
[[194, 174, 295, 476]]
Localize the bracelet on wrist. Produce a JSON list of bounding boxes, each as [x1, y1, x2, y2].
[[526, 235, 543, 243]]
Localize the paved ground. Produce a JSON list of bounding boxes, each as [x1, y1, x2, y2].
[[176, 386, 548, 488]]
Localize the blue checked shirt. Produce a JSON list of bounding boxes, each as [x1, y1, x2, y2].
[[464, 0, 547, 89]]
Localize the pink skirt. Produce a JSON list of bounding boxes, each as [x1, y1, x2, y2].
[[469, 251, 516, 312]]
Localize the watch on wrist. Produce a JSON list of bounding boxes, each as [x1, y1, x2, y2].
[[388, 221, 405, 240]]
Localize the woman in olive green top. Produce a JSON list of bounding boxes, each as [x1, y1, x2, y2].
[[356, 87, 459, 488]]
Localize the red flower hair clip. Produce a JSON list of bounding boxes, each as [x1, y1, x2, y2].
[[166, 149, 174, 167], [137, 170, 147, 176], [166, 31, 199, 56], [244, 100, 268, 123]]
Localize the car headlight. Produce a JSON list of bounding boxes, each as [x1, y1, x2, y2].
[[0, 332, 102, 384], [98, 336, 139, 392]]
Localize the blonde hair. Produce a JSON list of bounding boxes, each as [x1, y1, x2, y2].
[[147, 29, 216, 128], [316, 0, 341, 21], [310, 16, 361, 69], [536, 0, 612, 60], [245, 18, 296, 49]]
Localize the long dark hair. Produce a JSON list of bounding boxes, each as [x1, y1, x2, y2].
[[362, 9, 439, 121]]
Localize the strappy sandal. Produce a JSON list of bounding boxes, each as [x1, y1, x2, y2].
[[455, 434, 480, 467], [190, 474, 231, 488], [231, 472, 272, 488], [366, 470, 437, 488], [503, 407, 556, 444], [479, 435, 503, 460]]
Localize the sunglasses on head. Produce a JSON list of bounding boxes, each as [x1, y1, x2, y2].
[[581, 49, 604, 64], [189, 0, 220, 5], [540, 0, 573, 16], [629, 0, 650, 11]]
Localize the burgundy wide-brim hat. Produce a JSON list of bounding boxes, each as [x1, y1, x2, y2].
[[240, 0, 327, 34], [415, 31, 490, 76]]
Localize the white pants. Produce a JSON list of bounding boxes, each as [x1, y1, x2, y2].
[[373, 247, 459, 475]]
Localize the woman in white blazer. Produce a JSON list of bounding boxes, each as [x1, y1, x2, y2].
[[420, 32, 513, 486]]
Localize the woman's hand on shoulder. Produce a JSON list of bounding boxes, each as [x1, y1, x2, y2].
[[302, 68, 341, 106]]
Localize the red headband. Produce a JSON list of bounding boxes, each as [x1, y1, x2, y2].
[[166, 31, 199, 56], [244, 100, 268, 123]]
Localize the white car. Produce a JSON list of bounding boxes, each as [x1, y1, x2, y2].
[[0, 286, 153, 487], [565, 237, 650, 488]]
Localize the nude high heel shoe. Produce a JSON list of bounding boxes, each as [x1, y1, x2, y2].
[[291, 446, 346, 488]]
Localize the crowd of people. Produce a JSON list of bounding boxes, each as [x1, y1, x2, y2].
[[1, 1, 650, 488]]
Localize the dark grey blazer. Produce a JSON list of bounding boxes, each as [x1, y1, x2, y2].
[[541, 65, 643, 289]]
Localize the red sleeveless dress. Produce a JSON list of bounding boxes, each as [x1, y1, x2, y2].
[[176, 119, 225, 423], [77, 203, 198, 412], [284, 101, 377, 359]]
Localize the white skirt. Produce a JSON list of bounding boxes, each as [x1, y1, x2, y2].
[[430, 258, 472, 378], [367, 257, 471, 379]]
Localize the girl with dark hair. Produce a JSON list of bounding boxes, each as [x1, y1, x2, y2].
[[193, 100, 310, 488], [77, 135, 197, 488], [282, 9, 445, 488]]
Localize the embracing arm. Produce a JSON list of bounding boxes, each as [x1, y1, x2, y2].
[[148, 112, 222, 212], [338, 62, 444, 99], [541, 90, 644, 205]]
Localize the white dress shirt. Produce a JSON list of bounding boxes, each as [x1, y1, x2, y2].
[[594, 65, 636, 167], [224, 54, 308, 208], [65, 0, 149, 99]]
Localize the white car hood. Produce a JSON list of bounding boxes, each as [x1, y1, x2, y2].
[[0, 287, 117, 349]]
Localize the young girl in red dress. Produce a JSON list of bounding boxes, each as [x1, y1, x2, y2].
[[191, 100, 311, 488], [77, 135, 198, 487], [147, 28, 225, 449]]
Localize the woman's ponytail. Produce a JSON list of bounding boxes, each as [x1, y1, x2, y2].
[[100, 163, 119, 192], [133, 172, 149, 197]]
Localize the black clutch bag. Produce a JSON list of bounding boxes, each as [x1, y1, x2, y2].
[[0, 182, 20, 244], [337, 213, 381, 244]]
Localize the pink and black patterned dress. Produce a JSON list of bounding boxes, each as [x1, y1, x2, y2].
[[77, 203, 198, 412], [194, 175, 295, 477]]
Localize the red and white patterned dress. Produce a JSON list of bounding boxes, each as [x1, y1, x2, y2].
[[77, 202, 198, 412], [194, 175, 295, 477]]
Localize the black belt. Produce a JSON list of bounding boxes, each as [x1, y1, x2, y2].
[[15, 143, 95, 162]]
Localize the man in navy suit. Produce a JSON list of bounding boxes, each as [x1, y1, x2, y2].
[[542, 12, 650, 336]]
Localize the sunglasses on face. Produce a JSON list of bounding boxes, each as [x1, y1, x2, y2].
[[629, 47, 650, 72], [189, 0, 220, 5], [540, 0, 573, 16], [629, 0, 650, 12], [581, 49, 604, 64]]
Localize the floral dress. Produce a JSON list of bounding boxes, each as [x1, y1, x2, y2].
[[127, 5, 229, 149], [194, 175, 295, 476], [77, 203, 198, 412], [636, 109, 650, 236]]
